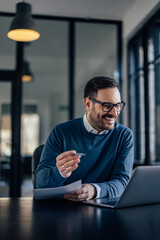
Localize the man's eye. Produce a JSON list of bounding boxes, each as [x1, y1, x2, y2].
[[104, 104, 112, 109], [116, 104, 121, 109]]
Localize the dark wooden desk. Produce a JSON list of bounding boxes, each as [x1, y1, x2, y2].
[[0, 197, 160, 240]]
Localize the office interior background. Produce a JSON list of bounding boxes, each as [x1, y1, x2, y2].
[[0, 0, 160, 197]]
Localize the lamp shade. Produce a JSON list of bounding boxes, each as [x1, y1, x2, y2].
[[22, 61, 33, 82], [7, 2, 40, 42]]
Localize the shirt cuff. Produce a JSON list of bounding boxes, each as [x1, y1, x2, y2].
[[91, 183, 101, 199], [58, 168, 67, 178]]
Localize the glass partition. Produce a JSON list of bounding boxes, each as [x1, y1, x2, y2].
[[75, 22, 118, 117], [24, 19, 69, 145], [0, 83, 11, 197]]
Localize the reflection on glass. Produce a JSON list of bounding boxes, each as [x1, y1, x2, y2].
[[139, 72, 145, 161], [0, 103, 40, 157], [159, 31, 160, 55], [155, 63, 160, 161], [129, 45, 145, 163], [21, 113, 39, 156], [129, 49, 135, 74], [0, 114, 11, 156], [148, 64, 156, 162], [139, 46, 144, 68], [148, 38, 154, 62]]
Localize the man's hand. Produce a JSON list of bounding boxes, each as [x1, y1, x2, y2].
[[64, 184, 96, 201], [56, 150, 81, 178]]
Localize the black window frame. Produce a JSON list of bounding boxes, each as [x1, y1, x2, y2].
[[128, 8, 160, 166]]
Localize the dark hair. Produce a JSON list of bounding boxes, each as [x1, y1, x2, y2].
[[84, 76, 119, 98]]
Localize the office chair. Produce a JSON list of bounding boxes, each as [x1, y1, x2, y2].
[[32, 144, 44, 188]]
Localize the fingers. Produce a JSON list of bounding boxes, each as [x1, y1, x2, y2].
[[56, 150, 81, 178], [61, 158, 79, 169], [61, 164, 79, 178], [64, 184, 95, 202], [64, 190, 89, 201], [57, 150, 76, 161]]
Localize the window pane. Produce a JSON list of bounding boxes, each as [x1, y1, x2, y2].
[[148, 64, 156, 162], [24, 19, 69, 144], [148, 38, 154, 62], [0, 83, 11, 197], [139, 46, 144, 68], [155, 61, 160, 161], [21, 113, 40, 156], [129, 44, 145, 163], [75, 22, 118, 117], [130, 73, 145, 163]]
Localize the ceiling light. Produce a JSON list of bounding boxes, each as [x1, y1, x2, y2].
[[22, 61, 33, 82], [7, 2, 40, 42]]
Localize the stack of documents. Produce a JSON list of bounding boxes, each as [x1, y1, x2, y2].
[[33, 180, 82, 200]]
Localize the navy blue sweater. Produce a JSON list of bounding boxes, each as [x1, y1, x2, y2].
[[35, 118, 134, 198]]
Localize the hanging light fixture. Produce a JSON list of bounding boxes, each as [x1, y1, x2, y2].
[[7, 1, 40, 42], [22, 61, 33, 82]]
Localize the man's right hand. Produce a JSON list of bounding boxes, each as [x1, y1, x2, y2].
[[56, 150, 81, 178]]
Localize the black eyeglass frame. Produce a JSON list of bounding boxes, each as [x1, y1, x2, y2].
[[89, 97, 126, 112]]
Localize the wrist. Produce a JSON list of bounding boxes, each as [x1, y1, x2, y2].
[[91, 184, 97, 199]]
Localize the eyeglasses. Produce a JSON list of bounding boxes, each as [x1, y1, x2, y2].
[[89, 97, 125, 112]]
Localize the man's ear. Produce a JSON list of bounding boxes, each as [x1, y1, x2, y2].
[[84, 97, 92, 111]]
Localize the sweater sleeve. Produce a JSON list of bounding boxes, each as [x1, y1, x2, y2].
[[96, 128, 134, 199], [34, 126, 67, 188]]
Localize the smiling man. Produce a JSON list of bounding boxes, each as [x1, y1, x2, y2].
[[35, 76, 134, 201]]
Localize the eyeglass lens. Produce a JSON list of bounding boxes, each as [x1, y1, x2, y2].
[[102, 103, 124, 112]]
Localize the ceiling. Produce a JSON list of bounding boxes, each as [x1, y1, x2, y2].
[[1, 0, 136, 20]]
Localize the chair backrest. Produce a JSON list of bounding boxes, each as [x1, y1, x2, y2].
[[32, 144, 44, 188]]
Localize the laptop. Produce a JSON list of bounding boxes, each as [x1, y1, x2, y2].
[[83, 165, 160, 209]]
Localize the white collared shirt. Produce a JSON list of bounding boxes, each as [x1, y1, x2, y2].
[[83, 113, 109, 198], [83, 113, 109, 135]]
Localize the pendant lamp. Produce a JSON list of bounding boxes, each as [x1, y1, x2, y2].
[[22, 61, 33, 82], [7, 2, 40, 42]]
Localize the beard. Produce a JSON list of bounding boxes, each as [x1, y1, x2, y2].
[[89, 111, 117, 132]]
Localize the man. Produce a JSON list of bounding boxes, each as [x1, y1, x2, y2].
[[35, 76, 134, 201]]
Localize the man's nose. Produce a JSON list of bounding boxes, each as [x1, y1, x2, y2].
[[109, 106, 117, 115]]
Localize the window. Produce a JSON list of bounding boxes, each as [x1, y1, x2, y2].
[[0, 114, 11, 156], [0, 103, 39, 157], [128, 39, 145, 163], [128, 9, 160, 164]]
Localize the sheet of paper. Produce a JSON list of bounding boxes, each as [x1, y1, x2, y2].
[[33, 180, 82, 200]]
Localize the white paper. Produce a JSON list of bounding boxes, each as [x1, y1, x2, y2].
[[33, 180, 82, 200]]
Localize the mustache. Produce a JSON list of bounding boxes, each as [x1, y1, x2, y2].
[[102, 113, 115, 118]]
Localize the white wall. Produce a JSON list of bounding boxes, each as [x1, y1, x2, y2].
[[122, 0, 160, 126]]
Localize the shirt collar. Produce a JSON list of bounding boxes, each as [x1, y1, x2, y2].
[[83, 113, 109, 135]]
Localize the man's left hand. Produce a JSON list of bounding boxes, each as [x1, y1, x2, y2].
[[64, 184, 96, 201]]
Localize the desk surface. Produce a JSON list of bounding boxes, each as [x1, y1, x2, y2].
[[0, 197, 160, 240]]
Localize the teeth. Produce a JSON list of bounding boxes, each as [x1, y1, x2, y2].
[[105, 117, 114, 120]]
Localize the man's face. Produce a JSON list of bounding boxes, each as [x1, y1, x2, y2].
[[84, 88, 121, 132]]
